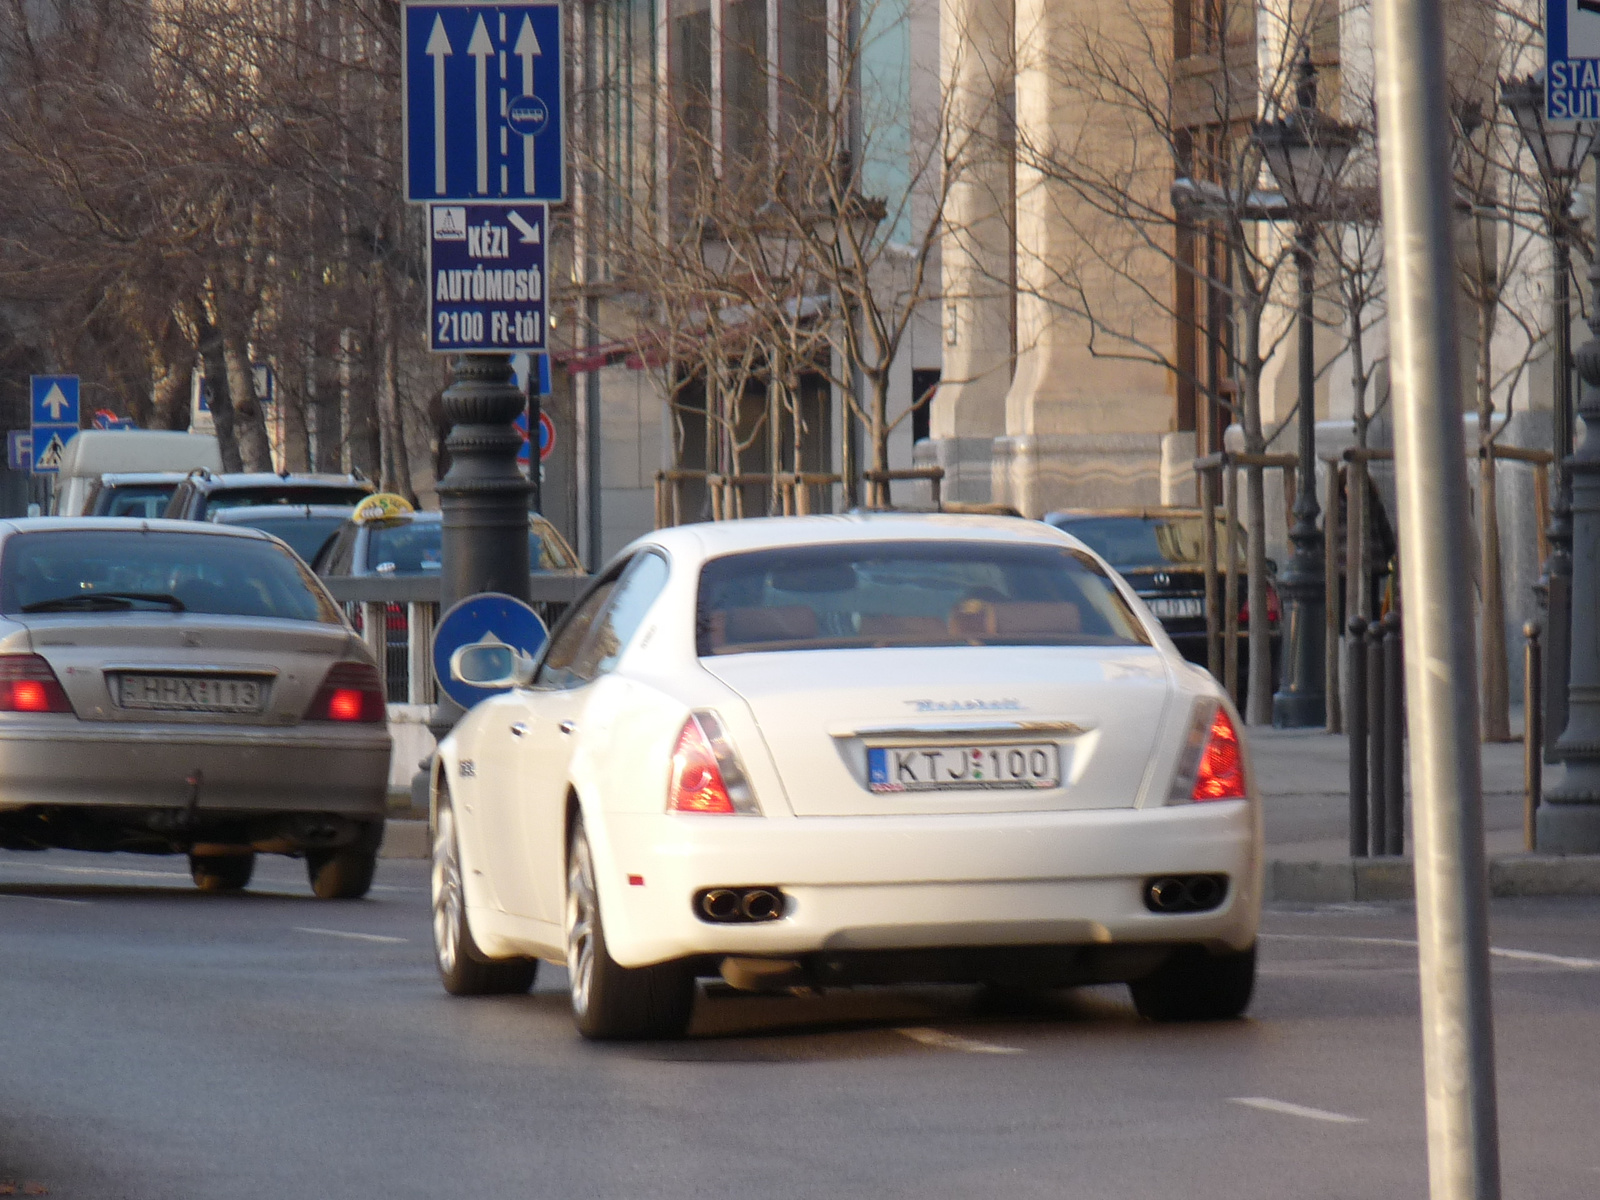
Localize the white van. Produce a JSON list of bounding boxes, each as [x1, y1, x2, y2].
[[52, 431, 223, 517]]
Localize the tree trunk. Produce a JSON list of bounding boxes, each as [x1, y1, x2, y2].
[[223, 329, 273, 472], [375, 284, 415, 502], [191, 298, 242, 472], [1477, 285, 1509, 740], [312, 328, 341, 473], [341, 327, 379, 478], [1238, 295, 1272, 725]]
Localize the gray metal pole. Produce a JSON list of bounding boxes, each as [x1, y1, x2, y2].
[[1371, 0, 1502, 1187], [1348, 615, 1369, 857], [1273, 228, 1326, 727]]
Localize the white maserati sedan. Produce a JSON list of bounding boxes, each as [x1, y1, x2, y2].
[[430, 514, 1261, 1039]]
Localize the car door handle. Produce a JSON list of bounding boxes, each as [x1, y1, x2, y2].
[[509, 723, 529, 738], [559, 720, 577, 735]]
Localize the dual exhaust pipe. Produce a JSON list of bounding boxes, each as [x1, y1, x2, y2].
[[696, 887, 786, 923], [1144, 874, 1228, 914]]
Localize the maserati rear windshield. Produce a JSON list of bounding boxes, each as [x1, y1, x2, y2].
[[696, 541, 1151, 656]]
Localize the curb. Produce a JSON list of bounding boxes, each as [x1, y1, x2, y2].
[[1268, 854, 1600, 903], [380, 819, 429, 860]]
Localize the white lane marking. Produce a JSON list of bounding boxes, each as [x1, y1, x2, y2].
[[0, 893, 92, 907], [1230, 1096, 1365, 1124], [1261, 932, 1600, 970], [294, 926, 408, 945], [0, 863, 188, 880], [896, 1027, 1023, 1055]]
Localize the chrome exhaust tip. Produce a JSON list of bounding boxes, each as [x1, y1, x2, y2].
[[701, 889, 741, 921], [741, 889, 782, 921]]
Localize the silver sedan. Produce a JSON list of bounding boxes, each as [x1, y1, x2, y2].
[[0, 519, 391, 897]]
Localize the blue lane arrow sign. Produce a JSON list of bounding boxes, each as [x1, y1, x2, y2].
[[403, 4, 566, 204], [432, 592, 549, 710], [31, 376, 79, 426]]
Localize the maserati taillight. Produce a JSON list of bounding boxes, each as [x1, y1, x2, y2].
[[667, 711, 759, 814], [1192, 707, 1246, 800]]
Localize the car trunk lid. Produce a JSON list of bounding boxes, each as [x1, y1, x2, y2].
[[702, 645, 1174, 816], [21, 614, 358, 725]]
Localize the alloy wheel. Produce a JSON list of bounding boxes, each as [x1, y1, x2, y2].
[[565, 834, 598, 1016], [432, 805, 463, 975]]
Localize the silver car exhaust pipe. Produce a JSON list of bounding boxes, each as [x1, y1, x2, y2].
[[694, 886, 787, 923], [1143, 874, 1228, 914]]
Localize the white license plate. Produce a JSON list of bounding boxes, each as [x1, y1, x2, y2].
[[115, 674, 266, 714], [867, 743, 1060, 792], [1147, 597, 1204, 618]]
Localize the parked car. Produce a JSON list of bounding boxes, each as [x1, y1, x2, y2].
[[0, 518, 390, 898], [164, 471, 374, 522], [432, 513, 1261, 1039], [53, 431, 222, 517], [82, 472, 191, 518], [208, 504, 356, 566], [313, 498, 581, 701], [1043, 508, 1280, 689], [312, 506, 581, 579]]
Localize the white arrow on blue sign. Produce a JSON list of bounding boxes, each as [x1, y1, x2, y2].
[[403, 3, 565, 204], [1548, 0, 1600, 118], [431, 592, 549, 710], [30, 376, 80, 476]]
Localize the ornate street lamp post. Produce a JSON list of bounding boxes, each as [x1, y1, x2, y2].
[[1254, 58, 1359, 728], [1499, 74, 1598, 762], [1539, 96, 1600, 850]]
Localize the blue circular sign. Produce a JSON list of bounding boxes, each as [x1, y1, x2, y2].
[[432, 592, 549, 710], [507, 95, 550, 137]]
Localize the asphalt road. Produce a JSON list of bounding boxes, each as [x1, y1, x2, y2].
[[3, 851, 1598, 1199]]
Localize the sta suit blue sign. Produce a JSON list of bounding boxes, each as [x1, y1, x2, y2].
[[402, 3, 566, 203]]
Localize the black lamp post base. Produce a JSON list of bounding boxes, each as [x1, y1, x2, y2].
[[1272, 691, 1326, 728], [1535, 794, 1600, 852]]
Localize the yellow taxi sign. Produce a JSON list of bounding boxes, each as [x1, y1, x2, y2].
[[351, 493, 415, 524]]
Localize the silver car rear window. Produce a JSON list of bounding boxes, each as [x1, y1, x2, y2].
[[696, 540, 1151, 656], [0, 530, 342, 624]]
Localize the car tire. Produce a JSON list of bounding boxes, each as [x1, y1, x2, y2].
[[565, 817, 694, 1041], [431, 788, 538, 996], [1129, 943, 1256, 1021], [189, 852, 255, 892], [306, 847, 378, 900]]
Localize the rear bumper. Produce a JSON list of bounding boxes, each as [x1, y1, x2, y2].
[[0, 718, 390, 816], [592, 799, 1261, 970]]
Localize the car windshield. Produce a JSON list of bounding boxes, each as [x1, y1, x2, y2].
[[0, 530, 341, 623], [1054, 516, 1242, 568], [203, 487, 372, 512], [696, 540, 1150, 656], [96, 485, 178, 518], [221, 515, 347, 563], [365, 521, 555, 574]]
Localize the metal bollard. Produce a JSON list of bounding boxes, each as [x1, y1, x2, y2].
[[1348, 615, 1370, 857], [1367, 618, 1388, 855], [1524, 621, 1542, 852], [1383, 611, 1405, 856]]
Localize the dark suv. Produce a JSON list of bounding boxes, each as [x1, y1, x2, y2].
[[164, 471, 374, 522], [1044, 507, 1279, 689]]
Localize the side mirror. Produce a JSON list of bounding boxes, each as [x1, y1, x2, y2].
[[450, 642, 537, 689]]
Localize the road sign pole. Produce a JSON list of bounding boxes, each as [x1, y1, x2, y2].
[[433, 353, 532, 731], [1372, 0, 1502, 1191]]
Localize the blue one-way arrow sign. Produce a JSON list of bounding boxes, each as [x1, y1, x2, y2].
[[31, 376, 79, 425], [30, 376, 79, 476], [403, 4, 565, 204]]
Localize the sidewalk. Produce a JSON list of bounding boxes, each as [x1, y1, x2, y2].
[[1249, 725, 1600, 900], [1249, 725, 1529, 861]]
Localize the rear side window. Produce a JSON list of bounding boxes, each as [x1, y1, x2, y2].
[[0, 530, 342, 624], [696, 540, 1150, 656]]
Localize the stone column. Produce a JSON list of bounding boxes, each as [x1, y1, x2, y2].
[[929, 0, 1013, 502]]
